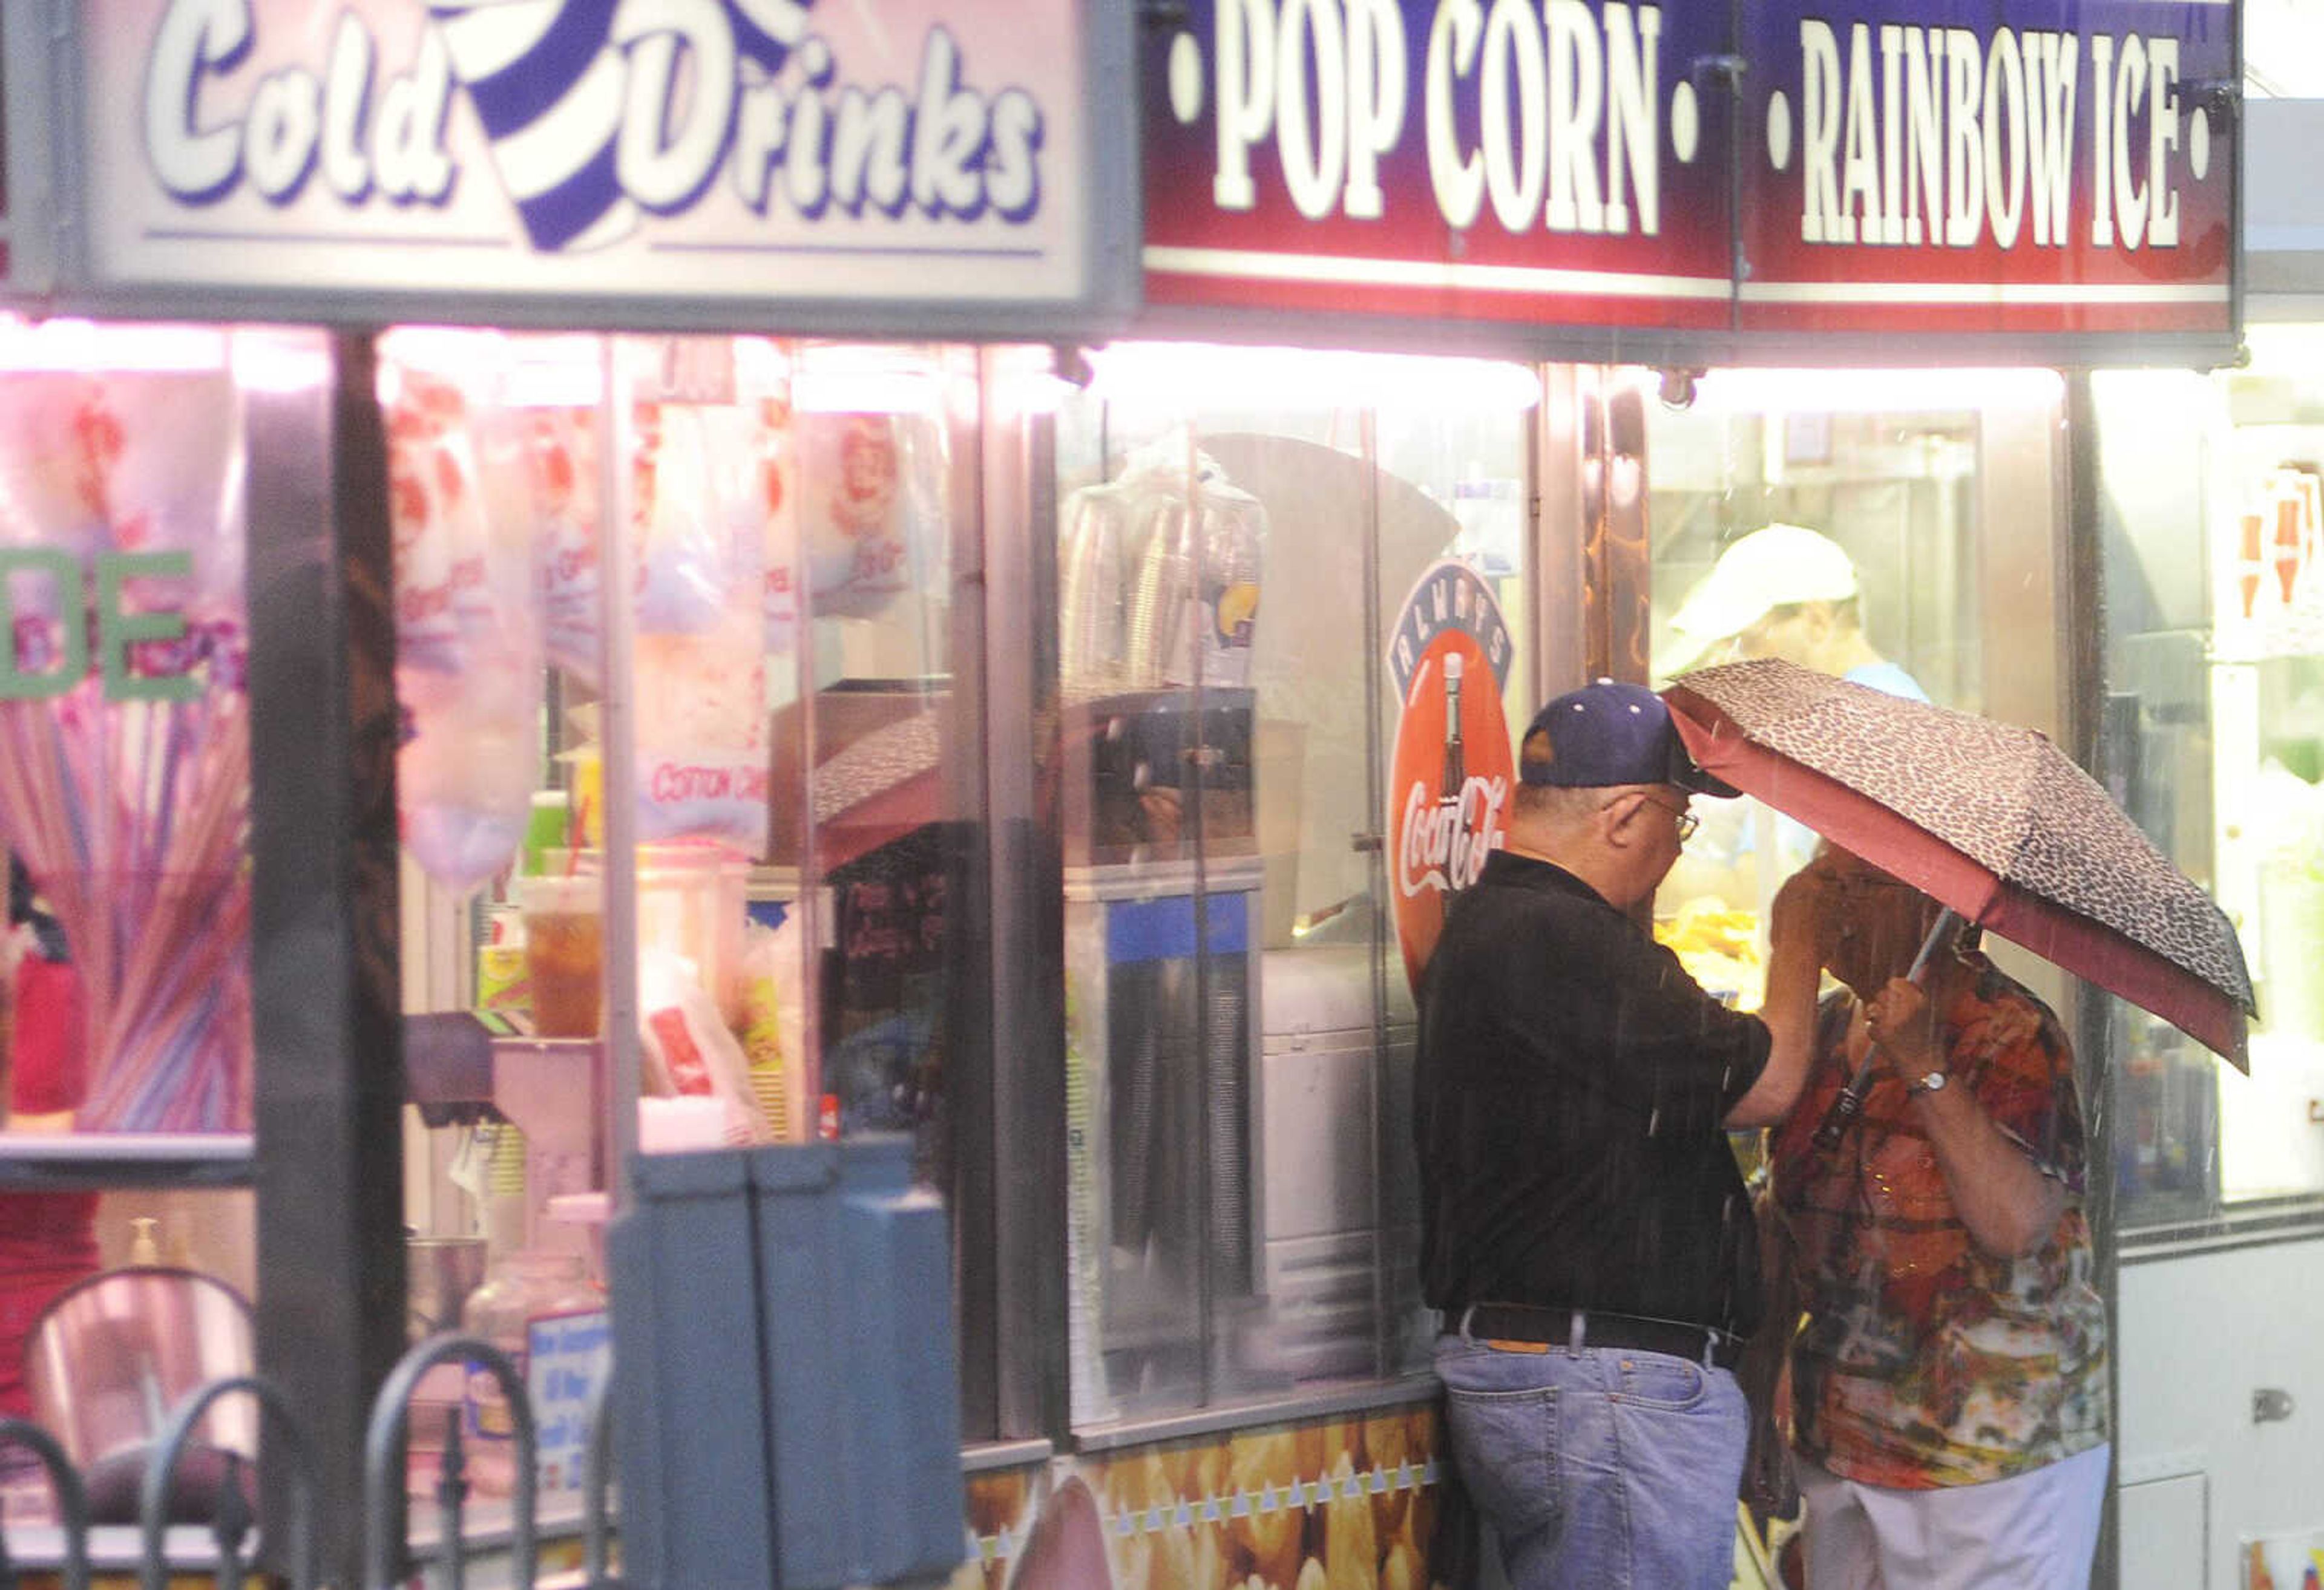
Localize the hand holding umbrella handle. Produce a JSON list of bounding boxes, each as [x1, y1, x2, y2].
[[1810, 908, 1964, 1151]]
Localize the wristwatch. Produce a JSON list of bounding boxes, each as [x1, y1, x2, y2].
[[1908, 1068, 1950, 1096]]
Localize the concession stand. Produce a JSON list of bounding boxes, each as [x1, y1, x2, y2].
[[0, 1, 2245, 1588]]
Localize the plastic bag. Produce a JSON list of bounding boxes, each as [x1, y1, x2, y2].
[[633, 401, 738, 635], [631, 396, 767, 853], [796, 409, 940, 620], [528, 405, 602, 684], [637, 945, 769, 1143], [753, 393, 799, 659], [386, 340, 545, 891]]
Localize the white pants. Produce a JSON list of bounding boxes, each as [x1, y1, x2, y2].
[[1794, 1444, 2111, 1590]]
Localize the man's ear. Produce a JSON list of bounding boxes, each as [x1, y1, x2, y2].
[[1598, 790, 1643, 849]]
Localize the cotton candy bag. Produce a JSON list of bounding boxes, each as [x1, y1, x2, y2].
[[385, 338, 546, 892]]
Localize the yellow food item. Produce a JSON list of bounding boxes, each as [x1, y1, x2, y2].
[[1655, 898, 1766, 1011], [1216, 581, 1261, 640]]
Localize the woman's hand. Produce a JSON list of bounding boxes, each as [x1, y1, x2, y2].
[[1865, 976, 1938, 1076], [1768, 857, 1842, 967]]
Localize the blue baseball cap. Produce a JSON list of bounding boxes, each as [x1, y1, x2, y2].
[[1519, 679, 1740, 796]]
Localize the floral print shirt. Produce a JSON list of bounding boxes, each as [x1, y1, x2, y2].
[[1768, 955, 2110, 1488]]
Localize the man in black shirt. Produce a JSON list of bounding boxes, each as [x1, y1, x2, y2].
[[1416, 678, 1830, 1589]]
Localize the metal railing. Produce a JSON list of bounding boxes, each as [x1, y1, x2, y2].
[[0, 1335, 623, 1590]]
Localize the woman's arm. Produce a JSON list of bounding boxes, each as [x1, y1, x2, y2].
[[1725, 862, 1839, 1128], [1867, 977, 2066, 1258]]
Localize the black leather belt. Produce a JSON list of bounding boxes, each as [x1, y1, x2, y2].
[[1459, 1303, 1744, 1369]]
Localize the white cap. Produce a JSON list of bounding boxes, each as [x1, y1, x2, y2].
[[1667, 523, 1859, 650]]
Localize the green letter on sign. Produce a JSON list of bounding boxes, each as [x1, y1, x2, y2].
[[0, 549, 87, 700], [98, 552, 198, 704]]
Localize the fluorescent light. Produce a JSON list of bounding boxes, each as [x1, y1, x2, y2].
[[228, 330, 330, 394], [1084, 341, 1542, 414], [0, 318, 229, 373], [792, 345, 944, 414], [1684, 366, 2065, 413], [502, 335, 606, 408]]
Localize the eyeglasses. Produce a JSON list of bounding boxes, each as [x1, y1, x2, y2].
[[1633, 793, 1700, 843]]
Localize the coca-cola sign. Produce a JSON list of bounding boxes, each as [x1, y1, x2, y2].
[[1387, 558, 1514, 993]]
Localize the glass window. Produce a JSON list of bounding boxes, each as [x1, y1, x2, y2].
[[1643, 368, 2064, 998], [1053, 344, 1537, 1425], [2095, 338, 2324, 1222], [0, 324, 266, 1139], [0, 320, 277, 1478], [386, 332, 1000, 1446]]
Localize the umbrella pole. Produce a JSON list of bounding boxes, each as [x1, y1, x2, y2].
[[1810, 908, 1964, 1150]]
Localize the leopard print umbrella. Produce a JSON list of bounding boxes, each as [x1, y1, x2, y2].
[[1665, 658, 2254, 1065]]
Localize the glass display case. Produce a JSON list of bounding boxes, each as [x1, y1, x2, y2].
[[384, 331, 1012, 1451], [1049, 345, 1538, 1426], [1643, 367, 2066, 992], [2095, 335, 2324, 1220]]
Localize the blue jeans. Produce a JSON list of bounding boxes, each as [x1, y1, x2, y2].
[[1435, 1330, 1746, 1590]]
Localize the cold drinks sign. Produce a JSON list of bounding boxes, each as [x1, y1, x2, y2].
[[1143, 0, 2236, 344], [73, 0, 1111, 318]]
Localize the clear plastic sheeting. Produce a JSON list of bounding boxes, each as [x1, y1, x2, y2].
[[0, 321, 273, 1133], [1055, 348, 1532, 1424]]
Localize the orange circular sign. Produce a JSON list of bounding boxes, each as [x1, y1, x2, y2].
[[1387, 560, 1515, 992]]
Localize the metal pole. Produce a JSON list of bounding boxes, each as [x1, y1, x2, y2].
[[596, 340, 640, 1204]]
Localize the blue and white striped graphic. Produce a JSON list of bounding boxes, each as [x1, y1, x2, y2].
[[427, 0, 813, 252]]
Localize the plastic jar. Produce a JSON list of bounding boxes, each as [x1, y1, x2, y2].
[[459, 1251, 600, 1496]]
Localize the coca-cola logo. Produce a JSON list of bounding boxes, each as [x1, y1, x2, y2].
[[1397, 774, 1510, 900], [1385, 559, 1517, 993]]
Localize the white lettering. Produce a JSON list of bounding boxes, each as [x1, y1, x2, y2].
[[1215, 0, 1275, 211], [1983, 28, 2026, 249], [1943, 28, 1982, 247], [1839, 24, 1880, 245], [829, 85, 911, 215], [1546, 0, 1603, 233], [133, 0, 1047, 240], [1603, 4, 1658, 235], [788, 39, 833, 214], [2112, 33, 2148, 250], [145, 0, 252, 201], [614, 0, 738, 213], [1902, 26, 1941, 246], [1278, 0, 1349, 221], [2148, 39, 2181, 246], [1344, 0, 1407, 220], [732, 80, 788, 211], [1397, 775, 1509, 898], [372, 26, 455, 204], [2026, 33, 2077, 247], [1425, 0, 1486, 227], [988, 90, 1042, 219], [909, 30, 988, 217], [1800, 20, 1842, 244], [1481, 0, 1546, 231], [246, 68, 321, 202], [1877, 25, 1904, 243], [321, 12, 373, 201]]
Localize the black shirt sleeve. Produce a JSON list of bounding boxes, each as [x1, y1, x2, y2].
[[1466, 894, 1770, 1134]]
